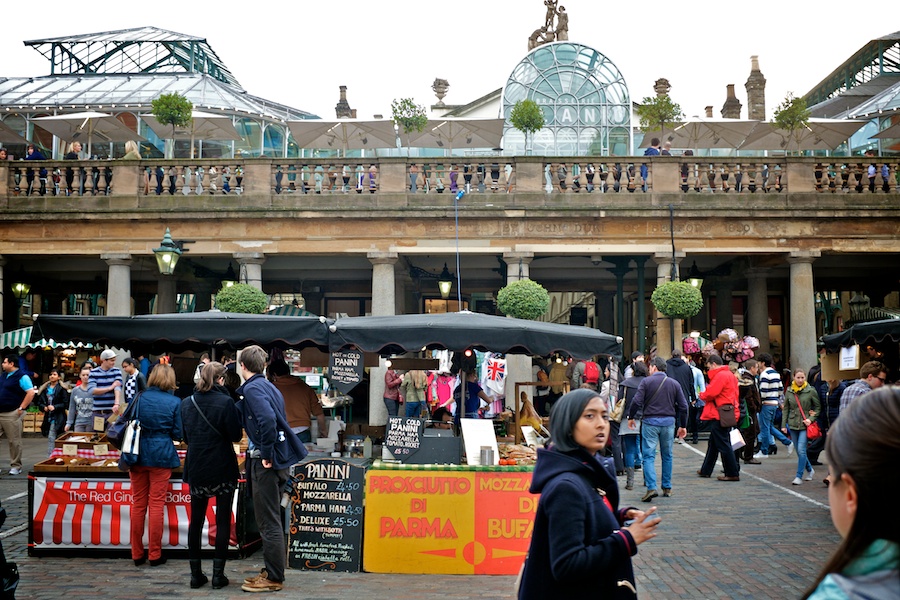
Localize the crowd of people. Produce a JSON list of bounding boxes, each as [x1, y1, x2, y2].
[[520, 346, 898, 599]]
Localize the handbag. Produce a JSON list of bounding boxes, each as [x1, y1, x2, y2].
[[729, 427, 746, 450], [793, 393, 822, 441], [718, 403, 737, 428], [108, 392, 142, 460]]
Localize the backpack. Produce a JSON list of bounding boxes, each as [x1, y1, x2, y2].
[[583, 361, 600, 385]]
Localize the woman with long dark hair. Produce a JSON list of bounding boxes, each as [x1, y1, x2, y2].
[[129, 363, 182, 567], [182, 361, 242, 589], [802, 387, 899, 599], [518, 389, 660, 599]]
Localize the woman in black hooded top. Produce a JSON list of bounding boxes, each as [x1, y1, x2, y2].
[[518, 389, 660, 599]]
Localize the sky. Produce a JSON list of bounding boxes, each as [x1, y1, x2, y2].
[[2, 0, 885, 121]]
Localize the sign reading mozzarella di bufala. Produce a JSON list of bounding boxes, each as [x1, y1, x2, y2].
[[288, 459, 365, 572], [328, 350, 364, 394]]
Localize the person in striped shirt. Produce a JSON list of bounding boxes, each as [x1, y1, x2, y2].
[[754, 353, 793, 458], [89, 349, 123, 429]]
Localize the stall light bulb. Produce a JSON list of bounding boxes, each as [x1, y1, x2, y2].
[[464, 349, 473, 357]]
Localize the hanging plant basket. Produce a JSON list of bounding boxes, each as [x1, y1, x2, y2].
[[651, 281, 703, 319], [497, 279, 550, 321]]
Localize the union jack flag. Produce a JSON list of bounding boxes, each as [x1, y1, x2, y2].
[[486, 359, 505, 381]]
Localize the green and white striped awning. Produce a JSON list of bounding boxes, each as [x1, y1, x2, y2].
[[0, 326, 93, 350], [265, 305, 317, 317]]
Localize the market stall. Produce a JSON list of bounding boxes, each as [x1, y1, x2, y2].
[[822, 318, 900, 380], [28, 433, 258, 557]]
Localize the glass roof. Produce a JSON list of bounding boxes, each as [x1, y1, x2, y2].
[[501, 42, 631, 156], [0, 73, 316, 121], [25, 26, 241, 88]]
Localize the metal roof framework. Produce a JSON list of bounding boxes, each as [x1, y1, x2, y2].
[[24, 26, 241, 89], [804, 32, 900, 105], [0, 73, 314, 122]]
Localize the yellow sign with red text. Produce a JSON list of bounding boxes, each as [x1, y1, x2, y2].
[[363, 470, 536, 574]]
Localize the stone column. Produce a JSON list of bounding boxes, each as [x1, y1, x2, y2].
[[635, 257, 648, 354], [102, 254, 132, 316], [368, 252, 399, 426], [653, 253, 682, 359], [193, 281, 214, 312], [746, 268, 771, 355], [714, 279, 735, 331], [156, 275, 177, 314], [503, 251, 533, 281], [788, 253, 820, 372], [503, 252, 534, 406], [235, 253, 266, 292], [606, 258, 631, 337]]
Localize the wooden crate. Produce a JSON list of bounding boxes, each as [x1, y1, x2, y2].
[[22, 413, 40, 433]]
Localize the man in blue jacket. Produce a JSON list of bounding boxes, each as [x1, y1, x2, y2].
[[238, 345, 307, 593], [626, 357, 688, 502]]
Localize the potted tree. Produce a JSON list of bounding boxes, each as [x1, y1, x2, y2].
[[151, 92, 193, 159], [509, 99, 545, 155], [391, 98, 427, 156]]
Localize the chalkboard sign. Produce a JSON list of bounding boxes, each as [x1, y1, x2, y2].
[[329, 350, 364, 394], [288, 458, 366, 572], [384, 417, 424, 462]]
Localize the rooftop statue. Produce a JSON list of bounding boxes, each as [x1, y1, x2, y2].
[[529, 1, 568, 50]]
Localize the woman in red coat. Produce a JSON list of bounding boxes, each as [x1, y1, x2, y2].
[[696, 355, 741, 481]]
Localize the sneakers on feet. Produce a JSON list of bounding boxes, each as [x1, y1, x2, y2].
[[792, 477, 803, 485], [641, 489, 659, 502], [662, 488, 672, 497], [244, 570, 268, 585], [8, 467, 20, 476], [787, 443, 795, 456], [752, 451, 766, 459], [804, 468, 815, 481], [241, 576, 283, 593]]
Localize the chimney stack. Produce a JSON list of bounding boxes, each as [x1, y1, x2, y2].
[[721, 84, 742, 119], [745, 55, 767, 121], [335, 85, 353, 118]]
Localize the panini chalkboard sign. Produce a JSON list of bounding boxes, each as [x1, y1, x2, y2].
[[384, 417, 424, 462], [288, 458, 365, 572], [328, 350, 364, 394]]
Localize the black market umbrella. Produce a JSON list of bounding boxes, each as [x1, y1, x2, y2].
[[31, 312, 331, 354], [823, 318, 900, 353], [328, 311, 622, 360]]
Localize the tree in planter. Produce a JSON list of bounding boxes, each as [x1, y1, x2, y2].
[[214, 283, 268, 314], [509, 99, 545, 155], [497, 279, 550, 321], [773, 92, 811, 154], [151, 92, 193, 159], [635, 94, 683, 139], [391, 98, 427, 156]]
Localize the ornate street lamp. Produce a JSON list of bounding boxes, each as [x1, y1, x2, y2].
[[153, 228, 183, 275], [848, 293, 870, 323], [685, 261, 704, 289], [438, 263, 453, 300], [12, 270, 31, 328], [221, 262, 237, 288]]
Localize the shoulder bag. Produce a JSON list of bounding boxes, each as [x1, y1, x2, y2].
[[718, 402, 737, 428], [189, 395, 226, 440], [107, 391, 141, 450], [793, 393, 822, 441]]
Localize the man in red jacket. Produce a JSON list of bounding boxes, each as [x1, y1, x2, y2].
[[697, 355, 741, 481]]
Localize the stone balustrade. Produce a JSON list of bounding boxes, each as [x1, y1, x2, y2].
[[2, 156, 898, 201]]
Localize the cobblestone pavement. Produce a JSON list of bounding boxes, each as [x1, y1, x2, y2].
[[1, 437, 836, 599]]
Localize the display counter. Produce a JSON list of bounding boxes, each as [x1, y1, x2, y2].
[[28, 439, 259, 557]]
